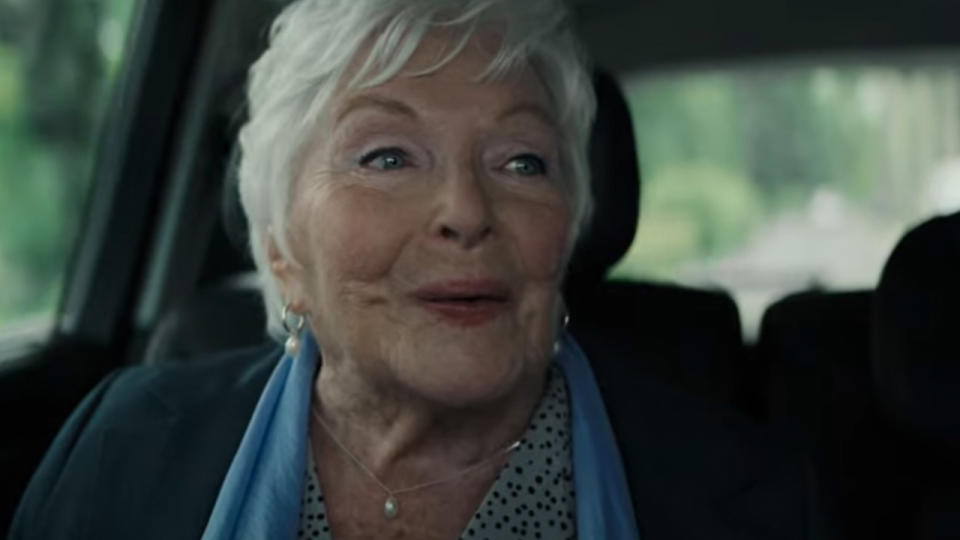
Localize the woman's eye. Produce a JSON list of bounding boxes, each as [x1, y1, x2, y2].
[[504, 154, 548, 176], [359, 147, 409, 171]]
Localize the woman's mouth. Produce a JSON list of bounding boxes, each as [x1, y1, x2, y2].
[[412, 280, 511, 326]]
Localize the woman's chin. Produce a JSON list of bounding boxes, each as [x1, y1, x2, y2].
[[398, 348, 537, 409]]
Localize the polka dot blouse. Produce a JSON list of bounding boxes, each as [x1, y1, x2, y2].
[[298, 364, 577, 539]]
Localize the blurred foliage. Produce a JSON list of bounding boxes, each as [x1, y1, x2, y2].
[[610, 64, 957, 282], [0, 0, 136, 326], [615, 164, 762, 278]]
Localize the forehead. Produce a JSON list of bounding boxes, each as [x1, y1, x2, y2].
[[332, 28, 555, 120]]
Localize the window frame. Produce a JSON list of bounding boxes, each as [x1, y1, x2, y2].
[[52, 0, 215, 353], [0, 0, 215, 368]]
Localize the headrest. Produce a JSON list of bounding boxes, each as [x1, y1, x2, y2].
[[565, 70, 641, 295], [761, 290, 873, 370], [220, 69, 641, 286], [873, 211, 960, 448], [143, 275, 267, 364]]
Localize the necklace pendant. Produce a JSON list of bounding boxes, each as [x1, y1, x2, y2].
[[384, 495, 399, 519]]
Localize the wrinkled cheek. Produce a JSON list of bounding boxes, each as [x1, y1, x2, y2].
[[515, 210, 572, 284], [305, 186, 413, 284], [510, 206, 571, 351], [289, 187, 413, 353]]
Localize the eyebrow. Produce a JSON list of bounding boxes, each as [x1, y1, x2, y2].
[[335, 95, 418, 124], [497, 102, 559, 130], [334, 94, 558, 131]]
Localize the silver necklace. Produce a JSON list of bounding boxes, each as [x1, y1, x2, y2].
[[310, 403, 521, 520]]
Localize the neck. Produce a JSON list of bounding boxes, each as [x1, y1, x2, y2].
[[312, 353, 546, 486]]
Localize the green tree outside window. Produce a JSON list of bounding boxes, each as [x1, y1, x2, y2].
[[0, 0, 137, 329]]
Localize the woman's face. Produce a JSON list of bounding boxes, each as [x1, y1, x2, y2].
[[275, 33, 572, 407]]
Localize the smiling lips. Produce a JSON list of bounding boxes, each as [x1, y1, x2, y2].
[[412, 279, 511, 326]]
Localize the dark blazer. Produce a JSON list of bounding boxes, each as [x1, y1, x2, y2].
[[9, 344, 828, 540]]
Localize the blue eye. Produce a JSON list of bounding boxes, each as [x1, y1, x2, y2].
[[359, 148, 409, 170], [505, 154, 547, 176]]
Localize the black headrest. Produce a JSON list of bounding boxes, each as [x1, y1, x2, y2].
[[760, 290, 873, 370], [219, 69, 641, 284], [873, 210, 960, 448], [565, 70, 640, 294], [143, 275, 267, 364]]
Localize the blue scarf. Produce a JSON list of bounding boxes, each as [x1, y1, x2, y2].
[[202, 332, 640, 539]]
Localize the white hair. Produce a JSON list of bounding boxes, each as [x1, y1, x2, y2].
[[238, 0, 596, 340]]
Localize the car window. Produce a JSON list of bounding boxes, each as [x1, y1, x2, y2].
[[613, 55, 960, 339], [0, 0, 138, 340]]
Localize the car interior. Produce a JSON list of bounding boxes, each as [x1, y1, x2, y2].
[[1, 0, 959, 538]]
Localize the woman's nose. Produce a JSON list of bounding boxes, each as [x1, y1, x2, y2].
[[431, 166, 494, 249]]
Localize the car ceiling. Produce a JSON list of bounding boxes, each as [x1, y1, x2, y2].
[[570, 0, 960, 72]]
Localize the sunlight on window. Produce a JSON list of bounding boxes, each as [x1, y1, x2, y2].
[[612, 57, 960, 339]]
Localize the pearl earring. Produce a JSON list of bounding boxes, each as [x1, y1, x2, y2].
[[281, 303, 306, 357]]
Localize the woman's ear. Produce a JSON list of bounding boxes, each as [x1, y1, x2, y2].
[[266, 233, 310, 313]]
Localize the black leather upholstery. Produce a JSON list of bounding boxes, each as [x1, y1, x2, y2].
[[564, 70, 640, 292], [757, 290, 896, 539], [753, 211, 960, 539], [142, 275, 266, 365], [569, 281, 744, 408], [872, 211, 960, 540], [758, 291, 874, 428], [914, 489, 960, 540], [873, 210, 960, 449]]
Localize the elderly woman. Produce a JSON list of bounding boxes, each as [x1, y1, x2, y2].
[[11, 1, 826, 539]]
